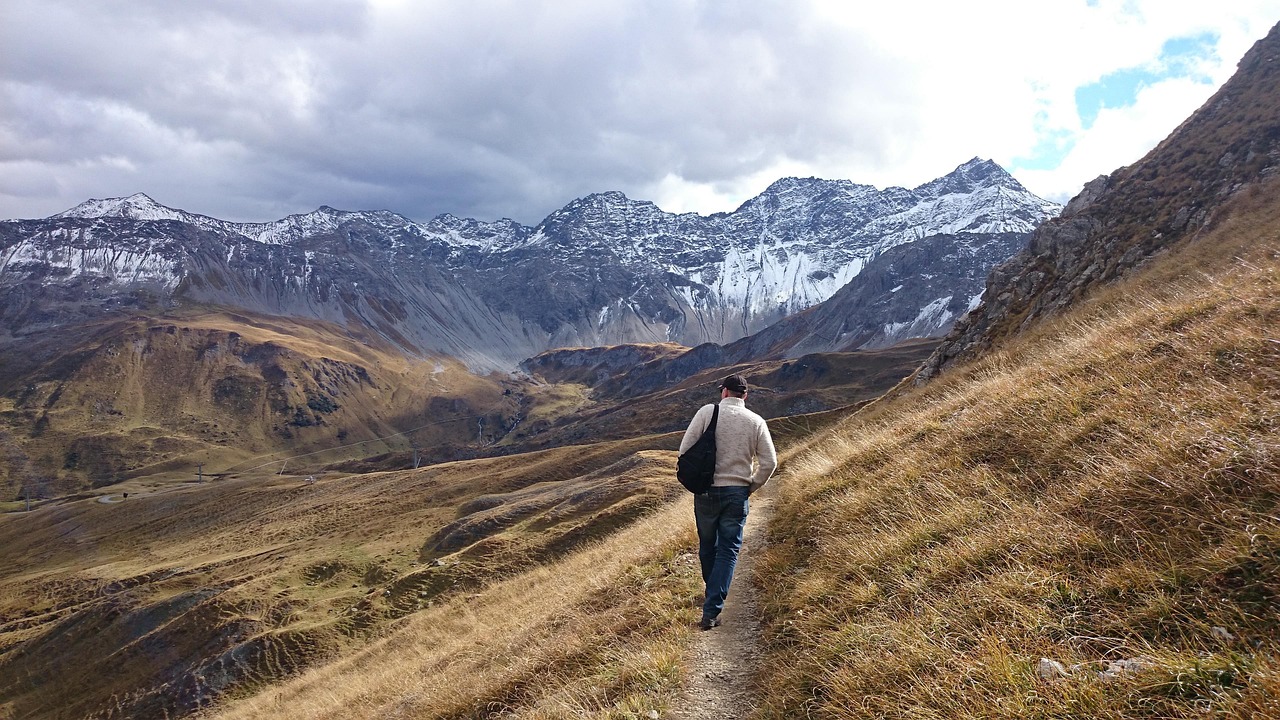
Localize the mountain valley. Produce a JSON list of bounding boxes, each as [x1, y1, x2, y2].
[[0, 19, 1278, 720], [1, 158, 1051, 497]]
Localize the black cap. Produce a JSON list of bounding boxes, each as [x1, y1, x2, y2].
[[718, 374, 748, 393]]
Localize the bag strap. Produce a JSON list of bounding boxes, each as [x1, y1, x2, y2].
[[707, 403, 719, 433]]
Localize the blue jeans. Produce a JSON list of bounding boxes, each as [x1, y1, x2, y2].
[[694, 485, 750, 619]]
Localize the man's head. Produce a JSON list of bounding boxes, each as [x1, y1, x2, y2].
[[718, 374, 748, 399]]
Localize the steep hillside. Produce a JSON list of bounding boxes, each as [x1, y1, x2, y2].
[[0, 436, 694, 719], [922, 22, 1280, 379], [753, 176, 1279, 718]]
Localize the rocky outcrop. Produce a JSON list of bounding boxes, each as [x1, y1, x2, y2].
[[919, 21, 1280, 382]]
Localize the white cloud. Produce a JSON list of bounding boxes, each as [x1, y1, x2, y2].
[[0, 0, 1277, 222]]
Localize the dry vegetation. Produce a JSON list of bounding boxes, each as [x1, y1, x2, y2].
[[0, 435, 701, 719], [753, 182, 1280, 718], [0, 309, 520, 497], [6, 169, 1276, 719], [205, 500, 702, 720]]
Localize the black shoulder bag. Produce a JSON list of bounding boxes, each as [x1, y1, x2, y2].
[[676, 405, 718, 494]]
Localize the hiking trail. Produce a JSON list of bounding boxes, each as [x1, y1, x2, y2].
[[670, 488, 773, 719]]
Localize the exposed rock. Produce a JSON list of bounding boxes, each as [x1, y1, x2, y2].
[[1036, 657, 1069, 680], [1099, 656, 1157, 680]]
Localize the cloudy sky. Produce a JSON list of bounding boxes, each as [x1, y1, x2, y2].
[[2, 1, 1277, 224]]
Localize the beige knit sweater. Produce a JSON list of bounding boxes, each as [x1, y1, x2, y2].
[[678, 397, 777, 491]]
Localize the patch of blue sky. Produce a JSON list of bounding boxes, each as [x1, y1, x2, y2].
[[1008, 99, 1077, 175], [1075, 32, 1219, 129], [1010, 126, 1077, 176]]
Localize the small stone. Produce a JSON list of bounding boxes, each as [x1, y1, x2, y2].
[[1036, 658, 1069, 680], [646, 711, 660, 720], [1211, 626, 1234, 641], [1100, 656, 1156, 680], [430, 559, 446, 567]]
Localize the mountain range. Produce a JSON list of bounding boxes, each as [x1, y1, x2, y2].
[[0, 20, 1276, 720], [1, 158, 1058, 372]]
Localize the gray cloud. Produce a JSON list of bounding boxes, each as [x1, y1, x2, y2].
[[5, 1, 1267, 224], [2, 0, 923, 223]]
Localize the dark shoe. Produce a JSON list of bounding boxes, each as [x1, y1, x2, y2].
[[698, 615, 722, 631]]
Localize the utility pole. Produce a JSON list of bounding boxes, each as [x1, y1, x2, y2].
[[413, 447, 422, 469], [196, 463, 204, 483]]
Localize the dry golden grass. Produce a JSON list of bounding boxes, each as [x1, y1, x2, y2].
[[0, 434, 698, 719], [205, 500, 701, 720], [0, 308, 521, 496], [753, 182, 1280, 718]]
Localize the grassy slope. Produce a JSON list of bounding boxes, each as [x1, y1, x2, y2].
[[206, 499, 703, 720], [753, 180, 1280, 717], [0, 308, 519, 496], [0, 434, 699, 719]]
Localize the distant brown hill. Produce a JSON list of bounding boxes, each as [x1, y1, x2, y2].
[[0, 298, 934, 500], [0, 309, 521, 499], [512, 339, 939, 453]]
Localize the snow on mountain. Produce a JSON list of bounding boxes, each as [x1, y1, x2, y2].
[[0, 226, 183, 290], [4, 159, 1060, 369], [416, 214, 531, 254], [229, 207, 418, 246], [53, 193, 193, 223], [510, 158, 1059, 344]]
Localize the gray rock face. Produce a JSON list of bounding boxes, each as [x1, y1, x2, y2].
[[562, 231, 1028, 399], [2, 159, 1058, 371], [920, 21, 1280, 382], [732, 231, 1032, 358]]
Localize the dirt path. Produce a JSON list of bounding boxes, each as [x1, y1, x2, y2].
[[670, 488, 773, 719]]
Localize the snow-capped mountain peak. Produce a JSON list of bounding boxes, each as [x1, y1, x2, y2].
[[54, 193, 190, 222], [7, 159, 1061, 370]]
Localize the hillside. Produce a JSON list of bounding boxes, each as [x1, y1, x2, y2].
[[0, 309, 523, 498], [0, 436, 698, 718], [753, 176, 1279, 718], [508, 340, 940, 454], [0, 296, 931, 498]]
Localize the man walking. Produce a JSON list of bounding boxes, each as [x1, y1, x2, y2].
[[678, 374, 777, 630]]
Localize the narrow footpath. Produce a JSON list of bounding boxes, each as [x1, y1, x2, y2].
[[670, 488, 773, 719]]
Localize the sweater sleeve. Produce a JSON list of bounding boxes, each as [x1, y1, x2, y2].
[[678, 404, 713, 455], [749, 421, 778, 490]]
